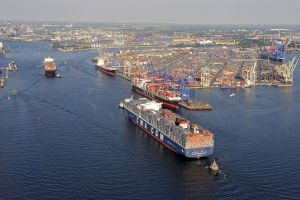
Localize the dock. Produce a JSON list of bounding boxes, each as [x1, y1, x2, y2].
[[116, 72, 131, 81], [276, 84, 293, 87], [178, 100, 212, 111]]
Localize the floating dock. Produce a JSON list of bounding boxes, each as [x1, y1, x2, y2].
[[178, 100, 212, 111]]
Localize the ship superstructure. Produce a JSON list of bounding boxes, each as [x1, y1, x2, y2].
[[123, 98, 214, 158]]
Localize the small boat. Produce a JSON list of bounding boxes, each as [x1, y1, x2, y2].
[[56, 73, 62, 78], [229, 93, 236, 97], [119, 101, 124, 109], [11, 89, 18, 96], [209, 159, 219, 175], [8, 61, 17, 72], [4, 68, 8, 79], [0, 77, 5, 88]]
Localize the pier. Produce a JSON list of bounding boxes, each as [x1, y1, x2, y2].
[[178, 100, 212, 111]]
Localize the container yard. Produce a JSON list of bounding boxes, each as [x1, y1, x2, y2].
[[115, 46, 298, 89]]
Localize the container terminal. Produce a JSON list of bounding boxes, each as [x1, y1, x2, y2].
[[91, 41, 298, 110], [115, 45, 298, 89], [1, 21, 299, 109]]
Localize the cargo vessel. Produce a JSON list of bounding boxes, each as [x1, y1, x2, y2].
[[131, 78, 181, 110], [44, 57, 57, 77], [95, 56, 118, 76], [0, 42, 5, 54], [123, 98, 214, 158]]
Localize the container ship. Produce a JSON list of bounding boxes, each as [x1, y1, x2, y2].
[[123, 98, 214, 158], [131, 78, 181, 110], [44, 57, 57, 77], [95, 56, 118, 76]]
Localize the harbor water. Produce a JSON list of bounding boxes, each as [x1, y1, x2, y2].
[[0, 41, 300, 200]]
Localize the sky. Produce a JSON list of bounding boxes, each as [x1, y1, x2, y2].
[[0, 0, 299, 24]]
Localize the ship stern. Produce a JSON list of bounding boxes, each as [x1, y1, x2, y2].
[[184, 146, 214, 158]]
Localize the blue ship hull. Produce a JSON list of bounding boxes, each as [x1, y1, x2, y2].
[[124, 108, 213, 158]]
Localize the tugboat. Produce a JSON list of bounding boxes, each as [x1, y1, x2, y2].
[[209, 159, 219, 175], [44, 57, 57, 77], [119, 101, 124, 109]]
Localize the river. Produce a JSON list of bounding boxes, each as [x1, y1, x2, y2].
[[0, 41, 299, 200]]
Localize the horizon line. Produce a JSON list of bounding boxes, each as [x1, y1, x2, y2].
[[1, 19, 300, 27]]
